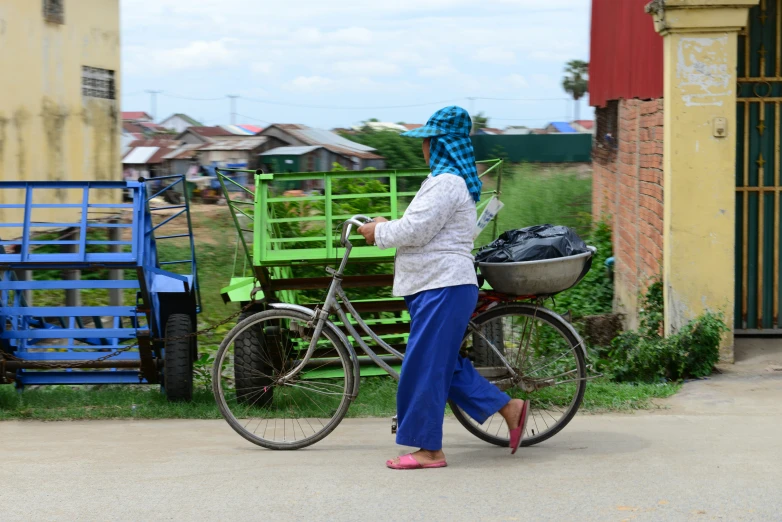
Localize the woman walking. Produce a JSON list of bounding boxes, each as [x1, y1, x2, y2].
[[358, 106, 529, 470]]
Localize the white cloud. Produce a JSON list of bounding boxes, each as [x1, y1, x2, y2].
[[418, 64, 457, 78], [289, 75, 335, 92], [125, 39, 241, 74], [472, 46, 517, 65], [532, 74, 559, 88], [120, 0, 588, 128], [333, 60, 401, 77], [251, 62, 273, 74], [529, 50, 576, 62], [505, 74, 529, 88], [330, 27, 373, 44]]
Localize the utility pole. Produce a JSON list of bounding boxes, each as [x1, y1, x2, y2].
[[227, 95, 239, 125], [145, 90, 162, 121], [467, 96, 476, 135]]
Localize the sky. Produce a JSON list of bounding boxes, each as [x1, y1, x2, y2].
[[120, 0, 592, 130]]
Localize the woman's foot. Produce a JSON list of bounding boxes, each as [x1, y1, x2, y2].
[[387, 448, 446, 468], [499, 398, 526, 431], [500, 399, 530, 454]]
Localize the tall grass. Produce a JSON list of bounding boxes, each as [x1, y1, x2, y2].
[[477, 164, 592, 248]]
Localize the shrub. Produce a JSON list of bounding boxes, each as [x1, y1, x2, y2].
[[605, 280, 727, 383]]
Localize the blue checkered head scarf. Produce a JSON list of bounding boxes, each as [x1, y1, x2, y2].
[[401, 106, 482, 202]]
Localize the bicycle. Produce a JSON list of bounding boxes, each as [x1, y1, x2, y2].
[[213, 215, 593, 450]]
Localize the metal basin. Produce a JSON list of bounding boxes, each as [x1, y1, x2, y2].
[[478, 247, 596, 296]]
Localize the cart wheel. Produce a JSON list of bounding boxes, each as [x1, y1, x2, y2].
[[164, 314, 194, 402], [234, 312, 274, 408], [472, 317, 505, 367]]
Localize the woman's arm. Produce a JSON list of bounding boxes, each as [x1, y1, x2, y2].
[[373, 175, 465, 249]]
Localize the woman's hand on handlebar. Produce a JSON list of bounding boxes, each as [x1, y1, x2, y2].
[[358, 217, 388, 246]]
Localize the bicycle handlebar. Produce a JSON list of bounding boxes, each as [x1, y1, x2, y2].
[[340, 215, 373, 247]]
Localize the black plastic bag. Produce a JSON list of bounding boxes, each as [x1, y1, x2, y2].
[[476, 224, 589, 263]]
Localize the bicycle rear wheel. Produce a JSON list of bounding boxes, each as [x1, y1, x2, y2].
[[213, 309, 355, 450], [450, 303, 587, 447]]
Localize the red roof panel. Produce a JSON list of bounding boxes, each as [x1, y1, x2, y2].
[[589, 0, 663, 107]]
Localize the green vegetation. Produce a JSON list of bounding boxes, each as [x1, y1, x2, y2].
[[597, 280, 728, 383], [341, 129, 427, 170], [562, 59, 589, 121], [0, 377, 679, 420]]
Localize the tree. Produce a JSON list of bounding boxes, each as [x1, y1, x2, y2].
[[340, 129, 427, 170], [472, 112, 489, 133], [562, 59, 589, 121]]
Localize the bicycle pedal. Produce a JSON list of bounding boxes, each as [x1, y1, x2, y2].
[[391, 415, 397, 434]]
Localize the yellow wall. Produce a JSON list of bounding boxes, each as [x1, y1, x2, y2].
[[0, 0, 121, 233], [649, 0, 759, 361]]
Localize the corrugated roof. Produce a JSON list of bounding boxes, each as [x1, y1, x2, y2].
[[187, 126, 236, 137], [147, 147, 175, 164], [129, 138, 181, 148], [294, 127, 377, 152], [549, 122, 577, 133], [572, 120, 594, 130], [122, 111, 152, 121], [123, 147, 159, 164], [220, 125, 255, 136], [260, 146, 322, 156], [322, 145, 384, 160], [239, 124, 263, 134], [198, 137, 268, 151], [162, 144, 202, 160], [160, 113, 203, 126]]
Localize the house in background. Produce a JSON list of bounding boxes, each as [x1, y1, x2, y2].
[[504, 126, 532, 135], [159, 113, 203, 134], [196, 137, 269, 170], [122, 111, 153, 123], [122, 139, 180, 180], [259, 124, 385, 170], [476, 127, 505, 135], [545, 122, 578, 134], [571, 120, 596, 134], [259, 145, 367, 175], [176, 126, 262, 145], [163, 144, 201, 175]]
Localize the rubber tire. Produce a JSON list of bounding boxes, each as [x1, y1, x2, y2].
[[164, 314, 194, 402], [213, 309, 355, 450], [450, 304, 587, 448], [233, 311, 274, 408], [472, 317, 506, 367]]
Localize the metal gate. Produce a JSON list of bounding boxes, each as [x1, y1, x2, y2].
[[736, 0, 782, 332]]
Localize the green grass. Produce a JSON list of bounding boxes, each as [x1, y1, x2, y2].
[[476, 163, 592, 248], [0, 378, 681, 420]]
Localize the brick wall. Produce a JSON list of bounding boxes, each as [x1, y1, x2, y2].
[[593, 98, 664, 327]]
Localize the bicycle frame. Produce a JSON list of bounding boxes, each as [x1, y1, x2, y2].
[[276, 216, 524, 384]]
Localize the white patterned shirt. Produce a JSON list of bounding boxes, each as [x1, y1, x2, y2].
[[374, 174, 479, 297]]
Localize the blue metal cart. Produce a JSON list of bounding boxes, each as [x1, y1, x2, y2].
[[0, 176, 200, 401]]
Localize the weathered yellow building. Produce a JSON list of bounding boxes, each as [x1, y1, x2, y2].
[[0, 0, 121, 227]]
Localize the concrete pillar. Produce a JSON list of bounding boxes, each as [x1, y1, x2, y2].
[[647, 0, 760, 362]]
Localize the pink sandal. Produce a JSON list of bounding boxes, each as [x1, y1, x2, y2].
[[509, 399, 530, 455], [386, 453, 448, 470]]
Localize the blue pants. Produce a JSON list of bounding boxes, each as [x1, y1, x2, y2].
[[396, 284, 511, 450]]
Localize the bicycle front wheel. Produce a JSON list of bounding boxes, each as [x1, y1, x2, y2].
[[212, 309, 355, 450], [450, 303, 587, 447]]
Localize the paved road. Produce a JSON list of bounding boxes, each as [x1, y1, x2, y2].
[[3, 342, 782, 521]]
